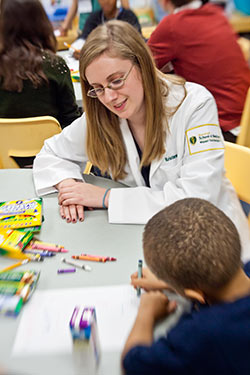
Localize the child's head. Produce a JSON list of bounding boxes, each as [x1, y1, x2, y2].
[[143, 198, 241, 295]]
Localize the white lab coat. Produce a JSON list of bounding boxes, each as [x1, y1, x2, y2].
[[33, 81, 250, 260]]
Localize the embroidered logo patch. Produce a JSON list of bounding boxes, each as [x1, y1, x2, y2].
[[186, 124, 224, 155], [189, 136, 197, 145]]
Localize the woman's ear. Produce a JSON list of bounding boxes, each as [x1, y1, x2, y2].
[[184, 289, 206, 304]]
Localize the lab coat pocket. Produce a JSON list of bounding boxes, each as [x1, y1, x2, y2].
[[161, 160, 182, 184]]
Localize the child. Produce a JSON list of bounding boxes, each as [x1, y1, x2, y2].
[[122, 198, 250, 374], [72, 0, 141, 59]]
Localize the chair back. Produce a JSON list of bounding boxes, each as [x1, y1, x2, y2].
[[0, 116, 61, 168], [224, 141, 250, 226], [237, 87, 250, 148], [237, 37, 250, 63], [229, 12, 250, 33]]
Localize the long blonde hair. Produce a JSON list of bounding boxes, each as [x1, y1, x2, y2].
[[80, 20, 186, 180]]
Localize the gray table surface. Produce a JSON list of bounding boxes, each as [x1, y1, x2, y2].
[[0, 169, 145, 375]]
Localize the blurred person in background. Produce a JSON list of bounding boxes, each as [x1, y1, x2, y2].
[[0, 0, 81, 128], [0, 0, 81, 167], [72, 0, 141, 59], [148, 0, 250, 142], [58, 0, 130, 36]]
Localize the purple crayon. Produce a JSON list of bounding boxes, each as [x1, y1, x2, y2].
[[57, 268, 76, 274]]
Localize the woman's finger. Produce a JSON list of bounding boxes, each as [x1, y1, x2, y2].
[[76, 204, 84, 222], [68, 204, 78, 223]]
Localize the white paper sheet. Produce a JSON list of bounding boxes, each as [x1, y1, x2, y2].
[[71, 38, 85, 51], [12, 284, 140, 357], [62, 52, 80, 73]]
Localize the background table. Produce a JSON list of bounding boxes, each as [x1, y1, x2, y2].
[[0, 169, 144, 375], [57, 50, 82, 107]]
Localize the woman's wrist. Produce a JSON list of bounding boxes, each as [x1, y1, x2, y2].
[[102, 188, 111, 209]]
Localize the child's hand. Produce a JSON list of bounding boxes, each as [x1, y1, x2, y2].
[[138, 291, 177, 322], [122, 292, 177, 358], [73, 49, 81, 60], [131, 267, 172, 292]]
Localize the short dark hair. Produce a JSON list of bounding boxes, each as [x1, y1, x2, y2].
[[143, 198, 241, 291]]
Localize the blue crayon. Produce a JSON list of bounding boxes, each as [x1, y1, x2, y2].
[[137, 259, 143, 297]]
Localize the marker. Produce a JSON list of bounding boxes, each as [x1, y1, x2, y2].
[[0, 259, 30, 273], [137, 259, 143, 297], [57, 268, 76, 274], [61, 257, 91, 272]]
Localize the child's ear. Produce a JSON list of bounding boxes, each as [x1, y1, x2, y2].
[[184, 289, 206, 304]]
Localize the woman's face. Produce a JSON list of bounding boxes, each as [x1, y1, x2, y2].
[[85, 53, 145, 125]]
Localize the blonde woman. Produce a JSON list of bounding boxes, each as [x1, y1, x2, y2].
[[33, 20, 250, 260]]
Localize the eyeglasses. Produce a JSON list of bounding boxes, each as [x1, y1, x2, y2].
[[87, 65, 133, 98]]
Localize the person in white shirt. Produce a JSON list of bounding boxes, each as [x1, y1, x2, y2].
[[33, 20, 250, 260]]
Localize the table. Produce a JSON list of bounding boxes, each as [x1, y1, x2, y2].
[[57, 50, 82, 107], [0, 169, 144, 375]]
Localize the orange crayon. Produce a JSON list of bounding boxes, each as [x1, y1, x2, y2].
[[72, 255, 107, 262]]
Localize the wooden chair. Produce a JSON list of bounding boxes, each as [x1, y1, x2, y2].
[[229, 11, 250, 33], [83, 161, 92, 175], [237, 37, 250, 63], [0, 116, 61, 168], [236, 87, 250, 148], [141, 25, 157, 39], [134, 7, 156, 27], [224, 141, 250, 226]]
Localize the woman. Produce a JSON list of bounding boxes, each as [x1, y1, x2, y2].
[[0, 0, 81, 129], [33, 20, 250, 260]]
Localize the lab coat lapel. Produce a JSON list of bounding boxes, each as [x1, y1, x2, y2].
[[150, 157, 163, 183], [120, 119, 145, 186]]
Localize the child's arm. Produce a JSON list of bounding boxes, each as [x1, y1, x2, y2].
[[131, 267, 175, 292], [122, 292, 176, 360], [59, 0, 78, 36]]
